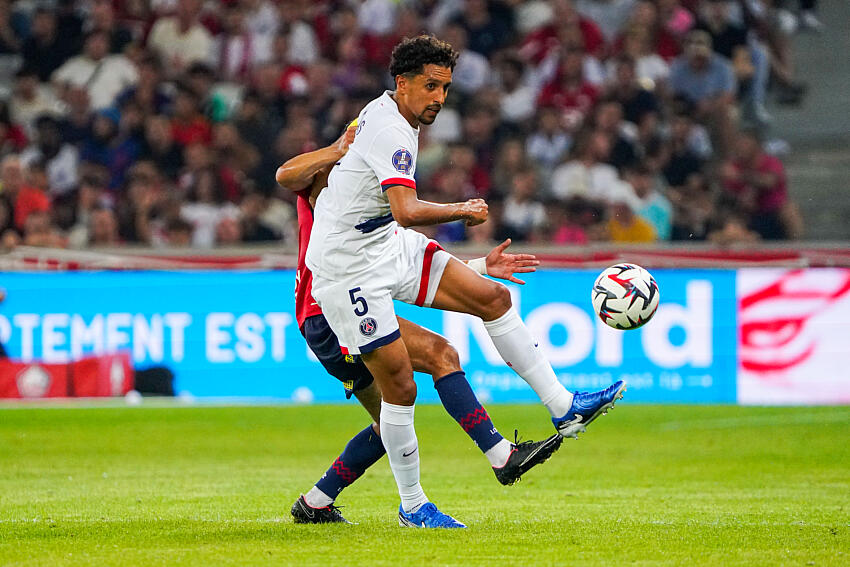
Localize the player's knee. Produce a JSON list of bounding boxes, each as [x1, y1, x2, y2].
[[429, 337, 460, 380], [479, 281, 512, 320], [390, 378, 417, 405]]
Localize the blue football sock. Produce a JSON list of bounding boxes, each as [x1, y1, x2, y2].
[[314, 424, 385, 500], [435, 371, 505, 453]]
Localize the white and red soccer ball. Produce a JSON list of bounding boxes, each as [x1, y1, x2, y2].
[[592, 263, 660, 330]]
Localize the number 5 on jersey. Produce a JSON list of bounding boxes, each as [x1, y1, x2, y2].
[[349, 287, 369, 316]]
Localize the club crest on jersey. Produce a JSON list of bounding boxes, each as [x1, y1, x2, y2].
[[392, 149, 413, 174], [359, 317, 378, 336]]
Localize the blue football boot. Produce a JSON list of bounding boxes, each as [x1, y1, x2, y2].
[[398, 502, 466, 528], [553, 380, 627, 439]]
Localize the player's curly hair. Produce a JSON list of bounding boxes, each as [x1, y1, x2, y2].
[[389, 35, 458, 78]]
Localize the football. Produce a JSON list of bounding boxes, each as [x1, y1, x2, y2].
[[592, 263, 660, 330]]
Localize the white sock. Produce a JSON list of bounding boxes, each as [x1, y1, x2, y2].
[[485, 438, 514, 468], [380, 401, 429, 513], [483, 307, 574, 418], [304, 486, 334, 508]]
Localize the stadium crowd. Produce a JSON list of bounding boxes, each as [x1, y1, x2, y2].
[[0, 0, 819, 250]]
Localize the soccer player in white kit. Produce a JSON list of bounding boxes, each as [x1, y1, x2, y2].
[[307, 36, 626, 528]]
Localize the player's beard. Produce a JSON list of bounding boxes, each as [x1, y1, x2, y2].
[[418, 106, 441, 125]]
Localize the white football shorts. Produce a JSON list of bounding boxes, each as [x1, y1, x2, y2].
[[310, 227, 451, 355]]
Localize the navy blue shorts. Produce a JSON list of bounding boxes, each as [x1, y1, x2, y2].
[[301, 314, 374, 399]]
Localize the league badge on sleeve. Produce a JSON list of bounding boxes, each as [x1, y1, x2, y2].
[[392, 149, 413, 174]]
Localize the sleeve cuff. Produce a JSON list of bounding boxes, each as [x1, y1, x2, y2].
[[380, 177, 416, 191]]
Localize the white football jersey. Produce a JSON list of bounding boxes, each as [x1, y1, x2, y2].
[[306, 91, 419, 279]]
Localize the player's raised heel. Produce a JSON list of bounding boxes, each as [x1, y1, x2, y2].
[[398, 502, 466, 528], [553, 380, 627, 439], [291, 495, 352, 524], [493, 431, 563, 486]]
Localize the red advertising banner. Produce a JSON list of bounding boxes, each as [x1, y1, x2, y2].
[[70, 352, 134, 397], [737, 268, 850, 405], [0, 361, 70, 398]]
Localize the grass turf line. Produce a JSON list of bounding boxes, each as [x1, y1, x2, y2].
[[1, 404, 848, 566]]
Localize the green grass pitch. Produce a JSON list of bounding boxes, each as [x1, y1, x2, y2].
[[1, 402, 848, 566]]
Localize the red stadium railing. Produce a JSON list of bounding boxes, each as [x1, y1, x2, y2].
[[3, 243, 850, 271]]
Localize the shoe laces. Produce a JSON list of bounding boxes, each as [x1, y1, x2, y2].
[[512, 429, 535, 450]]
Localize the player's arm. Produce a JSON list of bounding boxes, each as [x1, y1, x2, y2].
[[386, 186, 488, 227], [275, 123, 356, 192]]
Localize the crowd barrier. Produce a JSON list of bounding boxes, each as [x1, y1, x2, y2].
[[0, 262, 847, 405]]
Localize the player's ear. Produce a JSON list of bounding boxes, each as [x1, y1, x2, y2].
[[395, 74, 405, 93]]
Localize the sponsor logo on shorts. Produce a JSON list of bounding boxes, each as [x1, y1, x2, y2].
[[392, 149, 412, 174], [344, 355, 356, 364], [359, 317, 378, 336], [343, 380, 355, 391]]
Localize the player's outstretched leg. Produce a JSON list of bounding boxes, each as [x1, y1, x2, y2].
[[292, 423, 385, 524], [431, 258, 626, 439], [400, 318, 562, 484], [292, 385, 386, 524]]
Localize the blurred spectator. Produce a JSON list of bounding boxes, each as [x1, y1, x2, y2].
[[238, 190, 279, 242], [181, 166, 239, 248], [695, 0, 769, 126], [613, 0, 686, 64], [576, 0, 637, 42], [22, 209, 64, 248], [547, 197, 591, 245], [606, 55, 661, 127], [21, 115, 79, 197], [606, 188, 657, 243], [526, 106, 572, 171], [669, 30, 735, 154], [147, 0, 213, 75], [65, 175, 107, 247], [52, 30, 138, 110], [538, 47, 600, 129], [116, 53, 173, 116], [278, 0, 320, 65], [668, 172, 714, 241], [721, 128, 797, 240], [79, 108, 139, 191], [452, 0, 513, 58], [492, 137, 534, 197], [87, 0, 133, 54], [499, 168, 547, 242], [613, 26, 670, 86], [215, 2, 271, 83], [87, 206, 121, 246], [520, 0, 606, 62], [140, 114, 183, 180], [0, 100, 28, 154], [440, 23, 490, 96], [662, 110, 707, 189], [496, 55, 537, 126], [624, 163, 672, 240], [550, 129, 619, 202], [0, 0, 23, 55], [165, 216, 195, 247], [22, 8, 75, 82], [187, 62, 231, 123], [0, 154, 49, 231], [9, 67, 61, 139], [591, 98, 639, 170], [170, 84, 212, 147]]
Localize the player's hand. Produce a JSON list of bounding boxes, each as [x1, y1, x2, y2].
[[335, 122, 357, 156], [485, 238, 540, 285], [462, 198, 488, 226]]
